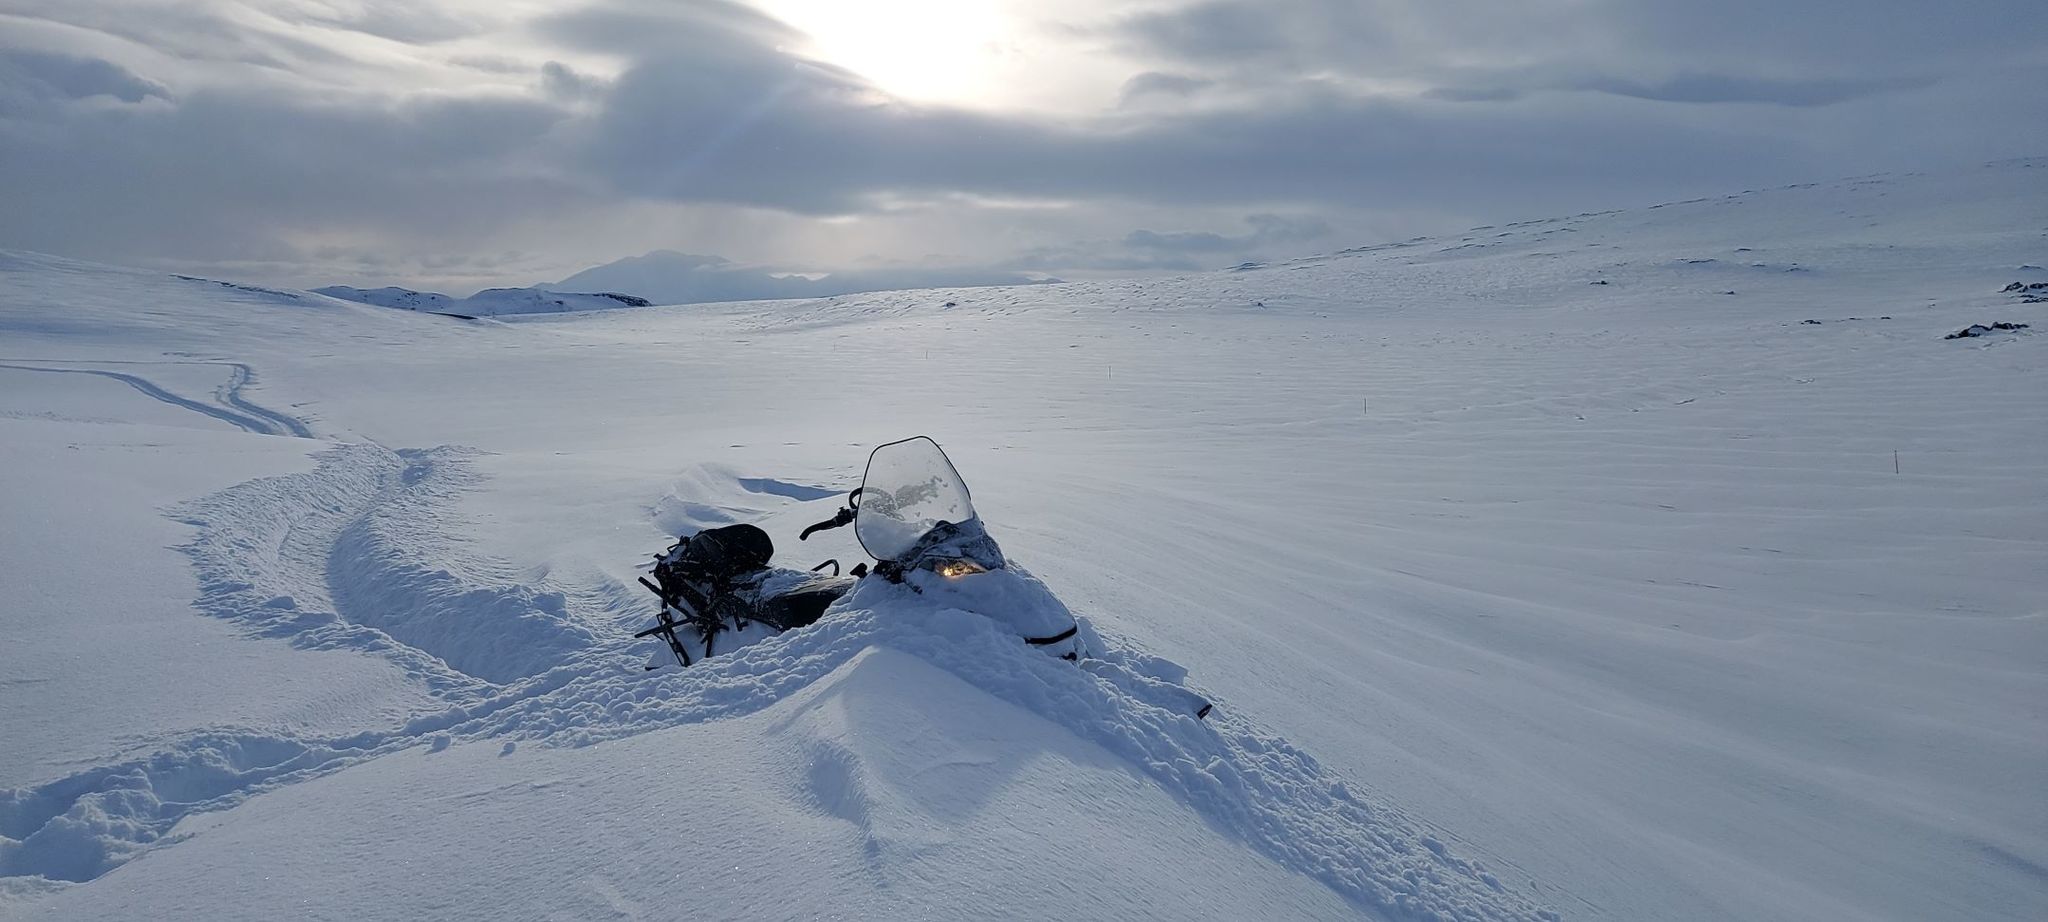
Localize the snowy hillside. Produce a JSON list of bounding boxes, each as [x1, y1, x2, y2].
[[314, 284, 652, 317], [309, 285, 461, 313], [2, 160, 2044, 921]]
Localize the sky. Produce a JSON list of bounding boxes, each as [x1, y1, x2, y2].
[[1, 0, 2043, 296]]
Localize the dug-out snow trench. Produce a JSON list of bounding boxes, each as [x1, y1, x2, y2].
[[175, 442, 598, 690]]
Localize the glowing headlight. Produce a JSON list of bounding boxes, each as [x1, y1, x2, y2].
[[934, 560, 986, 578]]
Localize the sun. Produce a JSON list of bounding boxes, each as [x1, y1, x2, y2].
[[758, 0, 1008, 107]]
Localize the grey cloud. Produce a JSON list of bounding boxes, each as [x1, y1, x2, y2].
[[560, 1, 1971, 221], [541, 61, 606, 101], [1125, 214, 1332, 253], [1422, 71, 1928, 108], [537, 0, 804, 57], [1121, 1, 1301, 61], [1119, 0, 2040, 106], [1422, 86, 1522, 103], [573, 44, 1832, 221], [1120, 71, 1213, 106], [0, 84, 580, 266], [296, 3, 482, 44], [1125, 229, 1235, 252], [0, 50, 169, 105], [1006, 242, 1207, 273], [1011, 213, 1338, 273], [1572, 72, 1933, 107], [1, 0, 2043, 293], [4, 1, 356, 73]]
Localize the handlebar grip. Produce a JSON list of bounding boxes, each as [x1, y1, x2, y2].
[[799, 506, 854, 541]]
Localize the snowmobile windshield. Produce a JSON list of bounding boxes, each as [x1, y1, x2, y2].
[[856, 436, 976, 562]]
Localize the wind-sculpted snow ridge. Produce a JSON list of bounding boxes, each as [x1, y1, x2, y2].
[[435, 578, 1555, 921], [173, 442, 597, 692]]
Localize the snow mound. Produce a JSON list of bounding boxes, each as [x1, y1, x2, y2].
[[443, 576, 1552, 920]]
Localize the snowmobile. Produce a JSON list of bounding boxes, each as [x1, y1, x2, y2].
[[634, 436, 1211, 718]]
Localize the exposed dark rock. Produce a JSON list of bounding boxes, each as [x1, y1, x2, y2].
[[1945, 322, 2030, 339]]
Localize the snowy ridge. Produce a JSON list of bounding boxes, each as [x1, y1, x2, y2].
[[314, 284, 653, 317]]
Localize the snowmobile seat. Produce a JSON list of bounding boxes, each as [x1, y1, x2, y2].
[[669, 523, 774, 583]]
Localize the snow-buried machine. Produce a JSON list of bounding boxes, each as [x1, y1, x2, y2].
[[636, 436, 1211, 718]]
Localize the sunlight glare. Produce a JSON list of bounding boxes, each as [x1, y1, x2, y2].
[[760, 0, 1007, 106]]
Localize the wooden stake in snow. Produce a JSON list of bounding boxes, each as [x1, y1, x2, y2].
[[1895, 450, 1900, 474]]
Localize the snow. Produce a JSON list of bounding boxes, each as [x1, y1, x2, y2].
[[313, 284, 652, 317], [3, 160, 2046, 920]]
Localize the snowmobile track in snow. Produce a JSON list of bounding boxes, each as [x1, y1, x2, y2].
[[4, 445, 1554, 919], [175, 442, 599, 689], [0, 359, 313, 437], [1, 442, 616, 885]]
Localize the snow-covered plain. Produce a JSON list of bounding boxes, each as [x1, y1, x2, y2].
[[2, 160, 2044, 921]]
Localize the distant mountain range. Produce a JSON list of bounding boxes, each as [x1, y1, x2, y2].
[[316, 251, 1055, 316], [313, 286, 650, 317], [552, 251, 1054, 306]]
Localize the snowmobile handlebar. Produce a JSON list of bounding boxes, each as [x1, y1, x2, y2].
[[798, 488, 862, 541], [799, 508, 851, 540]]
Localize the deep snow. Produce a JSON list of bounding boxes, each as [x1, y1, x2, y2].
[[2, 160, 2044, 920]]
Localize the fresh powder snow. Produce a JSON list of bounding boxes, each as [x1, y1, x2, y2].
[[1, 160, 2044, 921]]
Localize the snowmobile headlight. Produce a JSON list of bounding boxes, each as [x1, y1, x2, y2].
[[934, 559, 986, 579]]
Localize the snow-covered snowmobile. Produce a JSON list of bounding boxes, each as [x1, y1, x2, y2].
[[635, 436, 1210, 717]]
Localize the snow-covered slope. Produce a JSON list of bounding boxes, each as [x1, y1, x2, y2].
[[314, 284, 652, 317], [309, 285, 460, 313], [2, 160, 2044, 921]]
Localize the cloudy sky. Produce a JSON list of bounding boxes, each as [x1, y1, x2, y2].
[[2, 0, 2043, 295]]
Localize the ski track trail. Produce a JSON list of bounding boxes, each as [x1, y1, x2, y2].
[[0, 360, 313, 438], [0, 445, 1554, 920]]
